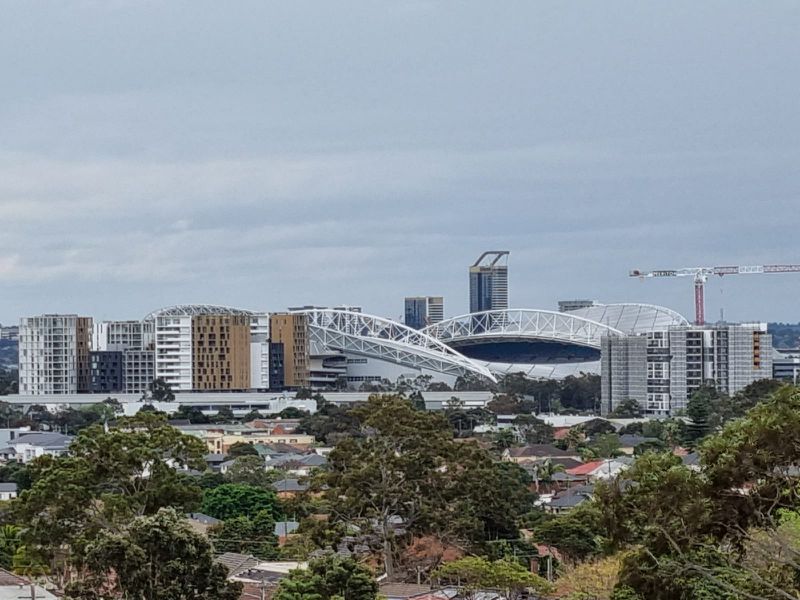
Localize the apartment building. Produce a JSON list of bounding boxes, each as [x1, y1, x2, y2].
[[18, 315, 93, 394], [269, 313, 309, 389], [602, 323, 773, 416]]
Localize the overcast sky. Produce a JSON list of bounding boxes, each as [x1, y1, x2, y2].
[[1, 1, 799, 324]]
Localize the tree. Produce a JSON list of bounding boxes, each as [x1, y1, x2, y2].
[[227, 441, 259, 458], [580, 418, 616, 437], [224, 455, 274, 487], [173, 405, 210, 424], [148, 378, 175, 402], [0, 525, 21, 569], [684, 387, 715, 444], [273, 555, 378, 600], [555, 554, 624, 600], [213, 406, 236, 423], [609, 399, 642, 419], [491, 429, 516, 452], [200, 483, 279, 521], [15, 412, 206, 576], [321, 395, 534, 579], [535, 504, 607, 561], [208, 509, 278, 559], [513, 414, 554, 444], [453, 372, 495, 392], [66, 508, 241, 600], [435, 556, 552, 600], [592, 433, 622, 458]]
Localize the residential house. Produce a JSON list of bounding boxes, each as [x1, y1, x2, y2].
[[174, 424, 314, 454], [0, 432, 73, 464], [0, 568, 60, 599], [566, 458, 631, 481], [186, 512, 221, 536], [0, 484, 17, 501], [265, 452, 327, 477], [379, 583, 452, 600], [271, 478, 309, 499], [503, 444, 582, 464], [618, 434, 661, 455], [546, 483, 595, 513]]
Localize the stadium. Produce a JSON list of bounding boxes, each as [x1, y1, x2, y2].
[[299, 303, 689, 384]]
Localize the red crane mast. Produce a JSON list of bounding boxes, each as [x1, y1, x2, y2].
[[629, 264, 800, 325]]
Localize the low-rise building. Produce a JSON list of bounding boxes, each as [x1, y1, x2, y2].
[[174, 424, 315, 454], [0, 483, 17, 501], [0, 432, 73, 463]]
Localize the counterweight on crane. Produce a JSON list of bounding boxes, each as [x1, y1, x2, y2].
[[630, 264, 800, 325]]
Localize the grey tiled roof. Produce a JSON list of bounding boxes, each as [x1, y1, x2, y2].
[[0, 483, 17, 493], [271, 478, 309, 492], [15, 432, 73, 447]]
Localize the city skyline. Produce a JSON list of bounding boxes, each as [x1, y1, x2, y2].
[[1, 2, 800, 323]]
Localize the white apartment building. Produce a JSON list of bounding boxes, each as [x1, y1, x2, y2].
[[18, 315, 92, 395]]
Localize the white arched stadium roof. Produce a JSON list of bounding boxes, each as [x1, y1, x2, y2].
[[423, 309, 625, 349], [144, 304, 259, 321], [567, 303, 689, 334], [292, 309, 496, 382]]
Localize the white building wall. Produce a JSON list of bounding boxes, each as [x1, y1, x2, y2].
[[154, 315, 193, 391], [250, 342, 270, 389], [18, 315, 80, 395]]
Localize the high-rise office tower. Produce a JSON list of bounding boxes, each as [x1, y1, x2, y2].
[[18, 314, 93, 394], [469, 251, 509, 313], [404, 296, 444, 329]]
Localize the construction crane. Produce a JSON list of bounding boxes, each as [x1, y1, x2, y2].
[[630, 264, 800, 325]]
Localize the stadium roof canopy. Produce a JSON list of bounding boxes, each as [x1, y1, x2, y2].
[[423, 303, 688, 350], [292, 308, 496, 382], [568, 303, 689, 334], [144, 304, 260, 320], [424, 309, 623, 349]]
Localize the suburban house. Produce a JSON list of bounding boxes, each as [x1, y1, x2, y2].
[[379, 583, 453, 599], [0, 568, 60, 599], [566, 457, 632, 481], [503, 444, 582, 464], [173, 424, 314, 454], [271, 478, 310, 499], [215, 554, 306, 600], [185, 512, 221, 535], [0, 483, 17, 501], [265, 452, 327, 476], [0, 432, 73, 464], [618, 434, 662, 455]]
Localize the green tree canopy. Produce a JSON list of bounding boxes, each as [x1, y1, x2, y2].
[[66, 508, 241, 600], [15, 413, 206, 564], [226, 441, 259, 458], [435, 556, 552, 600], [273, 555, 378, 600], [200, 483, 279, 521], [208, 509, 278, 559]]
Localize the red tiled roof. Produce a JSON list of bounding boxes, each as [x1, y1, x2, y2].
[[565, 460, 605, 476]]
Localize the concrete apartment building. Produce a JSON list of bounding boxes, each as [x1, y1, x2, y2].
[[18, 315, 92, 395], [602, 323, 773, 416]]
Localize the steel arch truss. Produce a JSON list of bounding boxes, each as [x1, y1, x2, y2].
[[295, 309, 496, 381], [423, 309, 624, 349]]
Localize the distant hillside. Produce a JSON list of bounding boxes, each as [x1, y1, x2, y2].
[[769, 323, 800, 350], [0, 340, 18, 371]]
